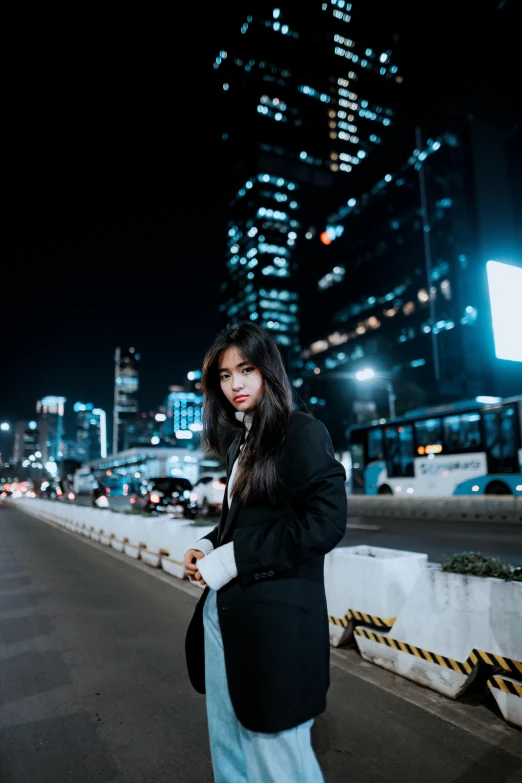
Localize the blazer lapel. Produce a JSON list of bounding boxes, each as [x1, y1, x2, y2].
[[217, 432, 242, 545], [218, 497, 240, 546]]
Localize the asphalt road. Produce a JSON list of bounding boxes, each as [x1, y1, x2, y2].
[[340, 516, 522, 565], [1, 503, 521, 783]]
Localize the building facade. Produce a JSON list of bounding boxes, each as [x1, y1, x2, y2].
[[72, 402, 107, 462], [163, 388, 204, 448], [113, 347, 140, 453], [214, 1, 401, 367], [13, 420, 39, 465], [299, 115, 520, 441], [36, 396, 66, 464]]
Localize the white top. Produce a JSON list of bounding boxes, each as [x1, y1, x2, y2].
[[195, 410, 252, 591], [227, 410, 252, 506]]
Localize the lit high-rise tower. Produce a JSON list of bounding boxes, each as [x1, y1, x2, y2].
[[214, 2, 401, 366], [36, 396, 66, 464], [113, 347, 140, 454], [74, 402, 108, 461]]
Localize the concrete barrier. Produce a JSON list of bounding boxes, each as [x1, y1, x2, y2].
[[136, 517, 165, 568], [9, 497, 522, 729], [347, 494, 522, 523], [354, 568, 522, 708], [10, 498, 215, 582], [487, 675, 522, 730], [118, 514, 147, 560], [325, 546, 428, 647], [160, 522, 215, 579]]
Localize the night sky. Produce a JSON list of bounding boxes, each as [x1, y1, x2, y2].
[[2, 2, 518, 433]]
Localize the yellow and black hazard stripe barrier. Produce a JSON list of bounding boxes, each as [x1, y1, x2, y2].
[[472, 649, 522, 680], [488, 676, 522, 698], [354, 627, 474, 674], [328, 609, 396, 632], [355, 628, 522, 689]]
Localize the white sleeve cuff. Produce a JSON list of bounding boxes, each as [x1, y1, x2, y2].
[[198, 542, 238, 591], [195, 537, 215, 557]]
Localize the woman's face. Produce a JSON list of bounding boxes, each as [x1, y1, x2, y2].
[[218, 345, 264, 414]]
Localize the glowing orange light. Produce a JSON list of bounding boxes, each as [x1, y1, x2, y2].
[[320, 231, 332, 245]]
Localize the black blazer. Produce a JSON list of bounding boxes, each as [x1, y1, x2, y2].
[[185, 410, 347, 733]]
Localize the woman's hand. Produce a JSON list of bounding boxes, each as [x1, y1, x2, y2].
[[184, 549, 207, 586]]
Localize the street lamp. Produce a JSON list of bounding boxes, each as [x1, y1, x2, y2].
[[1, 422, 9, 431], [356, 368, 397, 420]]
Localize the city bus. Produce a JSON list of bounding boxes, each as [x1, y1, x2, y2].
[[348, 396, 522, 496]]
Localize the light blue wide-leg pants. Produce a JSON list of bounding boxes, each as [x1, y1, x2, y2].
[[203, 588, 325, 783]]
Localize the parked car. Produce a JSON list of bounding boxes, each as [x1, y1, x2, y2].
[[136, 477, 197, 518], [190, 473, 227, 516]]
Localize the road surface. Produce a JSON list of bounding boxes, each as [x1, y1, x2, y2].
[[1, 502, 521, 782], [340, 515, 522, 565]]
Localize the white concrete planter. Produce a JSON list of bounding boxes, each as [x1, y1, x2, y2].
[[325, 545, 428, 647], [123, 541, 141, 559], [110, 535, 125, 553], [160, 523, 215, 579], [355, 568, 522, 704], [487, 675, 522, 730]]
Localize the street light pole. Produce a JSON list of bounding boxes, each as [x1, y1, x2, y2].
[[355, 369, 397, 420], [384, 380, 397, 420]]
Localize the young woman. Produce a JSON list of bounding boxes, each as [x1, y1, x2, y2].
[[184, 322, 347, 782]]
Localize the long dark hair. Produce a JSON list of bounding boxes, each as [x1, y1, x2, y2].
[[202, 321, 294, 505]]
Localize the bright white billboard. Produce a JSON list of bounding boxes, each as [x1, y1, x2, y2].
[[487, 260, 522, 362]]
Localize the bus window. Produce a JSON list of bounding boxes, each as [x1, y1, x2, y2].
[[368, 428, 384, 461], [414, 418, 443, 455], [443, 413, 483, 454], [385, 425, 414, 478], [484, 407, 519, 474]]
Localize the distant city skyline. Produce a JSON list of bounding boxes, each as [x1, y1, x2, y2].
[[2, 1, 518, 435]]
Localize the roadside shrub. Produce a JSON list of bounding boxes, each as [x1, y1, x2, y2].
[[441, 552, 522, 582]]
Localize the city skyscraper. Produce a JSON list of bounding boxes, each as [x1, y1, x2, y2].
[[214, 1, 401, 367], [73, 402, 107, 462], [36, 396, 66, 464], [164, 387, 204, 446], [13, 420, 39, 465], [297, 113, 520, 437], [113, 347, 140, 454]]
